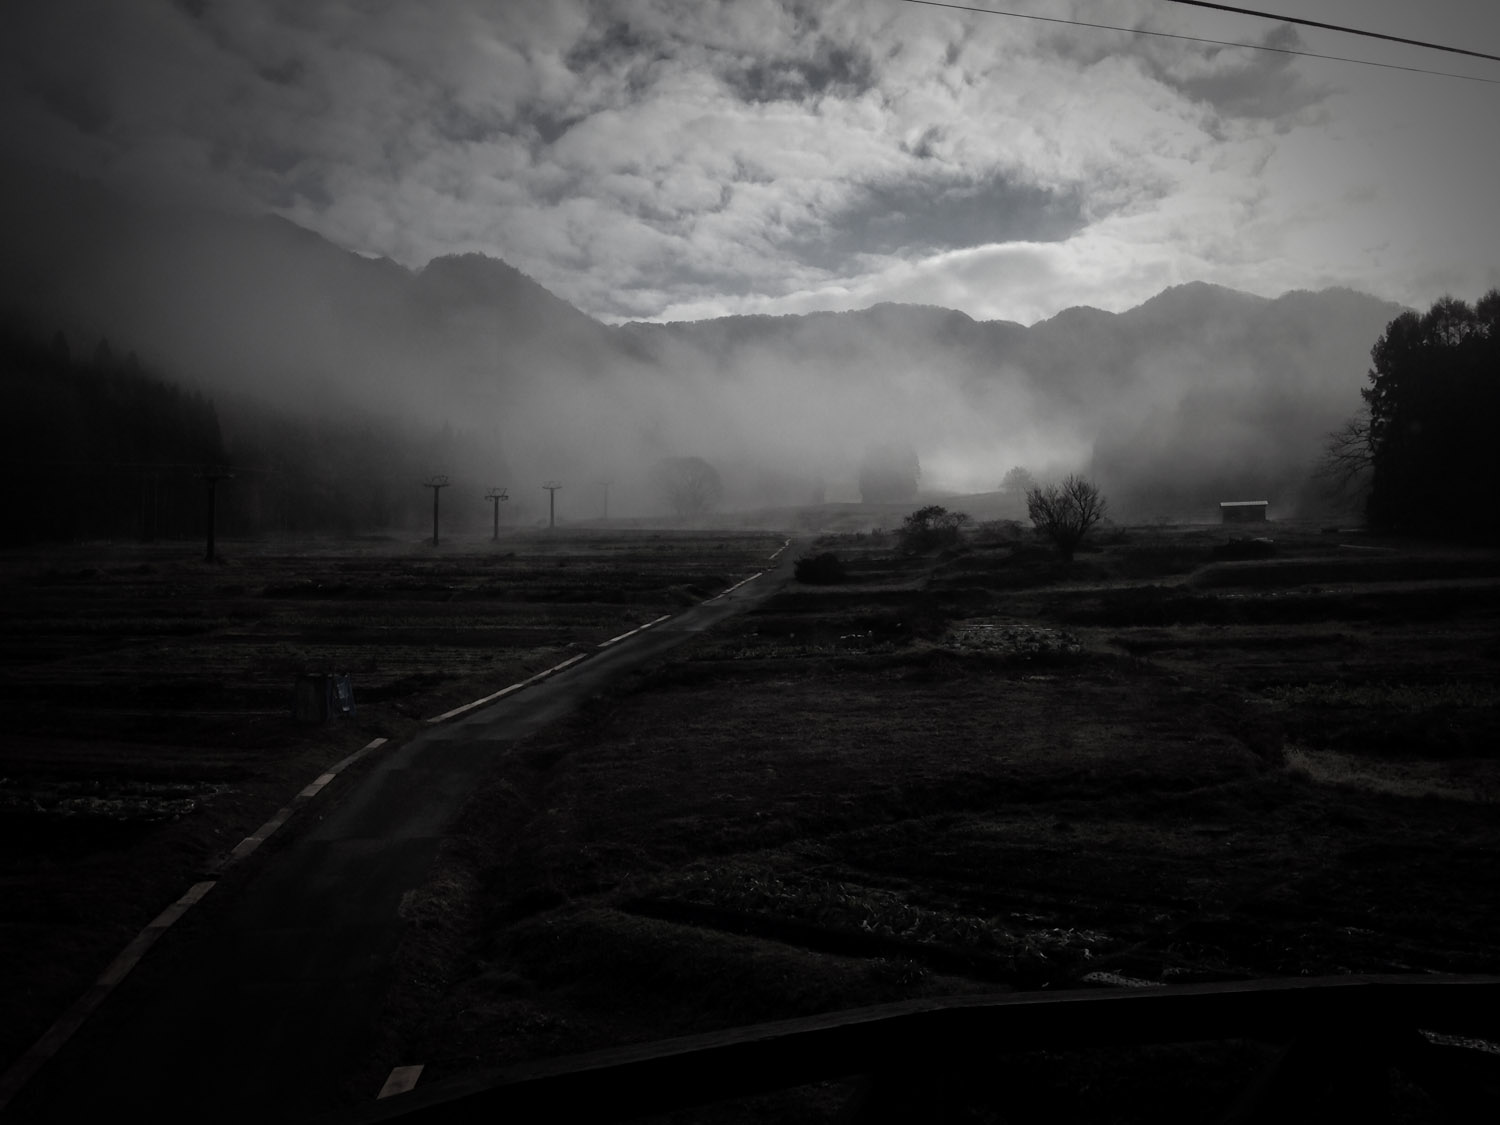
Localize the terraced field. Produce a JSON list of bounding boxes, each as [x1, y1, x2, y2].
[[369, 524, 1500, 1122]]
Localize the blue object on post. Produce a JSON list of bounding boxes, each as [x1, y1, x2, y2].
[[293, 673, 356, 722], [332, 673, 356, 717]]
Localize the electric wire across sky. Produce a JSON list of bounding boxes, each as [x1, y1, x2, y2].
[[899, 0, 1500, 85]]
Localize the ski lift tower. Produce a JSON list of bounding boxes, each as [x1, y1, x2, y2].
[[542, 481, 562, 530], [423, 474, 450, 546], [485, 486, 509, 541]]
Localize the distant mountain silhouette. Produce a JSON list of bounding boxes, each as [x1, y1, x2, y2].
[[620, 282, 1401, 514], [0, 162, 1405, 517]]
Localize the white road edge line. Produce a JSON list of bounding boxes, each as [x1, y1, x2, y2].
[[220, 737, 389, 870], [597, 613, 672, 650], [0, 880, 219, 1111], [378, 1064, 425, 1099], [428, 542, 785, 723], [0, 733, 394, 1111], [424, 680, 529, 723], [1, 540, 796, 1110], [426, 651, 591, 724], [705, 571, 763, 603]]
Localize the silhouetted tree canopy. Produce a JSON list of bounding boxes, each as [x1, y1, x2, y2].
[[652, 455, 724, 520], [0, 323, 225, 544], [0, 319, 511, 545], [1359, 291, 1500, 535], [1000, 465, 1037, 495], [898, 504, 969, 553], [858, 441, 919, 503]]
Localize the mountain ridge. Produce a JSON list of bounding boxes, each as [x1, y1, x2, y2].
[[0, 164, 1409, 515]]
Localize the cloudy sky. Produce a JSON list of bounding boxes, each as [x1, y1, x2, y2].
[[5, 0, 1499, 325]]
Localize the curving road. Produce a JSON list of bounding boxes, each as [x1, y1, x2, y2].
[[9, 538, 805, 1122]]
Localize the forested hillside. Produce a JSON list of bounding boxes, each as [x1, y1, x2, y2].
[[0, 325, 224, 545], [0, 323, 511, 545]]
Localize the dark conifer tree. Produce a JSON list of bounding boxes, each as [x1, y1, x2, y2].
[[1363, 291, 1500, 536]]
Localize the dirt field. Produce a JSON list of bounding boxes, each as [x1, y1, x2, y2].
[[0, 529, 782, 1074], [360, 523, 1500, 1121]]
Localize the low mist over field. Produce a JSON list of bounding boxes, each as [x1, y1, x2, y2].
[[0, 161, 1403, 531]]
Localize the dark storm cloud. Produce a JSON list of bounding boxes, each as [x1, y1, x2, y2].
[[0, 0, 1494, 325], [1034, 15, 1327, 123], [564, 19, 667, 73], [792, 174, 1088, 271], [722, 37, 879, 104], [1145, 25, 1332, 122], [258, 57, 307, 87], [902, 126, 944, 161]]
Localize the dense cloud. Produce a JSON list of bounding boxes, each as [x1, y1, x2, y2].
[[2, 1, 1497, 326]]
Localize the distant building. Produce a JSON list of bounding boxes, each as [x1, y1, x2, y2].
[[1220, 500, 1269, 523]]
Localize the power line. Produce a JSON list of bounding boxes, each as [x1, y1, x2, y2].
[[1159, 1, 1500, 65], [899, 1, 1500, 85]]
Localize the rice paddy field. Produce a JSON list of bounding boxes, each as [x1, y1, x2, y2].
[[5, 521, 1499, 1120], [359, 523, 1500, 1121]]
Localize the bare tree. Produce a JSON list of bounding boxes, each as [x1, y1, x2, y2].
[[1025, 475, 1107, 561], [1317, 409, 1374, 503], [653, 456, 724, 520]]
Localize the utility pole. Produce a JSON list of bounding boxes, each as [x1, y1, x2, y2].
[[542, 481, 562, 529], [201, 465, 233, 562], [141, 470, 159, 542], [423, 474, 450, 546], [597, 479, 612, 522], [484, 486, 509, 541]]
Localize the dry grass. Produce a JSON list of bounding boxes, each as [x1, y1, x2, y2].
[[12, 522, 1500, 1120], [1284, 744, 1500, 804], [366, 524, 1500, 1121], [0, 529, 782, 1075]]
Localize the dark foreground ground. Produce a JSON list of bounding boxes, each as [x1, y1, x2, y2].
[[363, 522, 1500, 1121], [3, 521, 1498, 1121], [0, 529, 782, 1080]]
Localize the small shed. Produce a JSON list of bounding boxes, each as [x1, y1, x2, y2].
[[1220, 500, 1269, 524]]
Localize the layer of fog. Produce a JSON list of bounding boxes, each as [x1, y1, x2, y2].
[[0, 162, 1402, 527]]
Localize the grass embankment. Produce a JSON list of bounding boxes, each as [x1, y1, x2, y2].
[[376, 524, 1500, 1122]]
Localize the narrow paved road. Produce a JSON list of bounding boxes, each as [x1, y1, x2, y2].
[[10, 539, 804, 1121]]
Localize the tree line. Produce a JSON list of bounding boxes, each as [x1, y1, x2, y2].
[[1328, 291, 1500, 538], [0, 323, 510, 545], [0, 324, 226, 544]]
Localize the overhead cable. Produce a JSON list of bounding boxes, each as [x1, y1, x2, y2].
[[1160, 1, 1500, 65], [898, 1, 1500, 85]]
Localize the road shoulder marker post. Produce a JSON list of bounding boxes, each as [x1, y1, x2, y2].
[[378, 1064, 425, 1099]]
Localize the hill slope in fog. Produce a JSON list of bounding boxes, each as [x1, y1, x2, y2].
[[0, 163, 1403, 520]]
